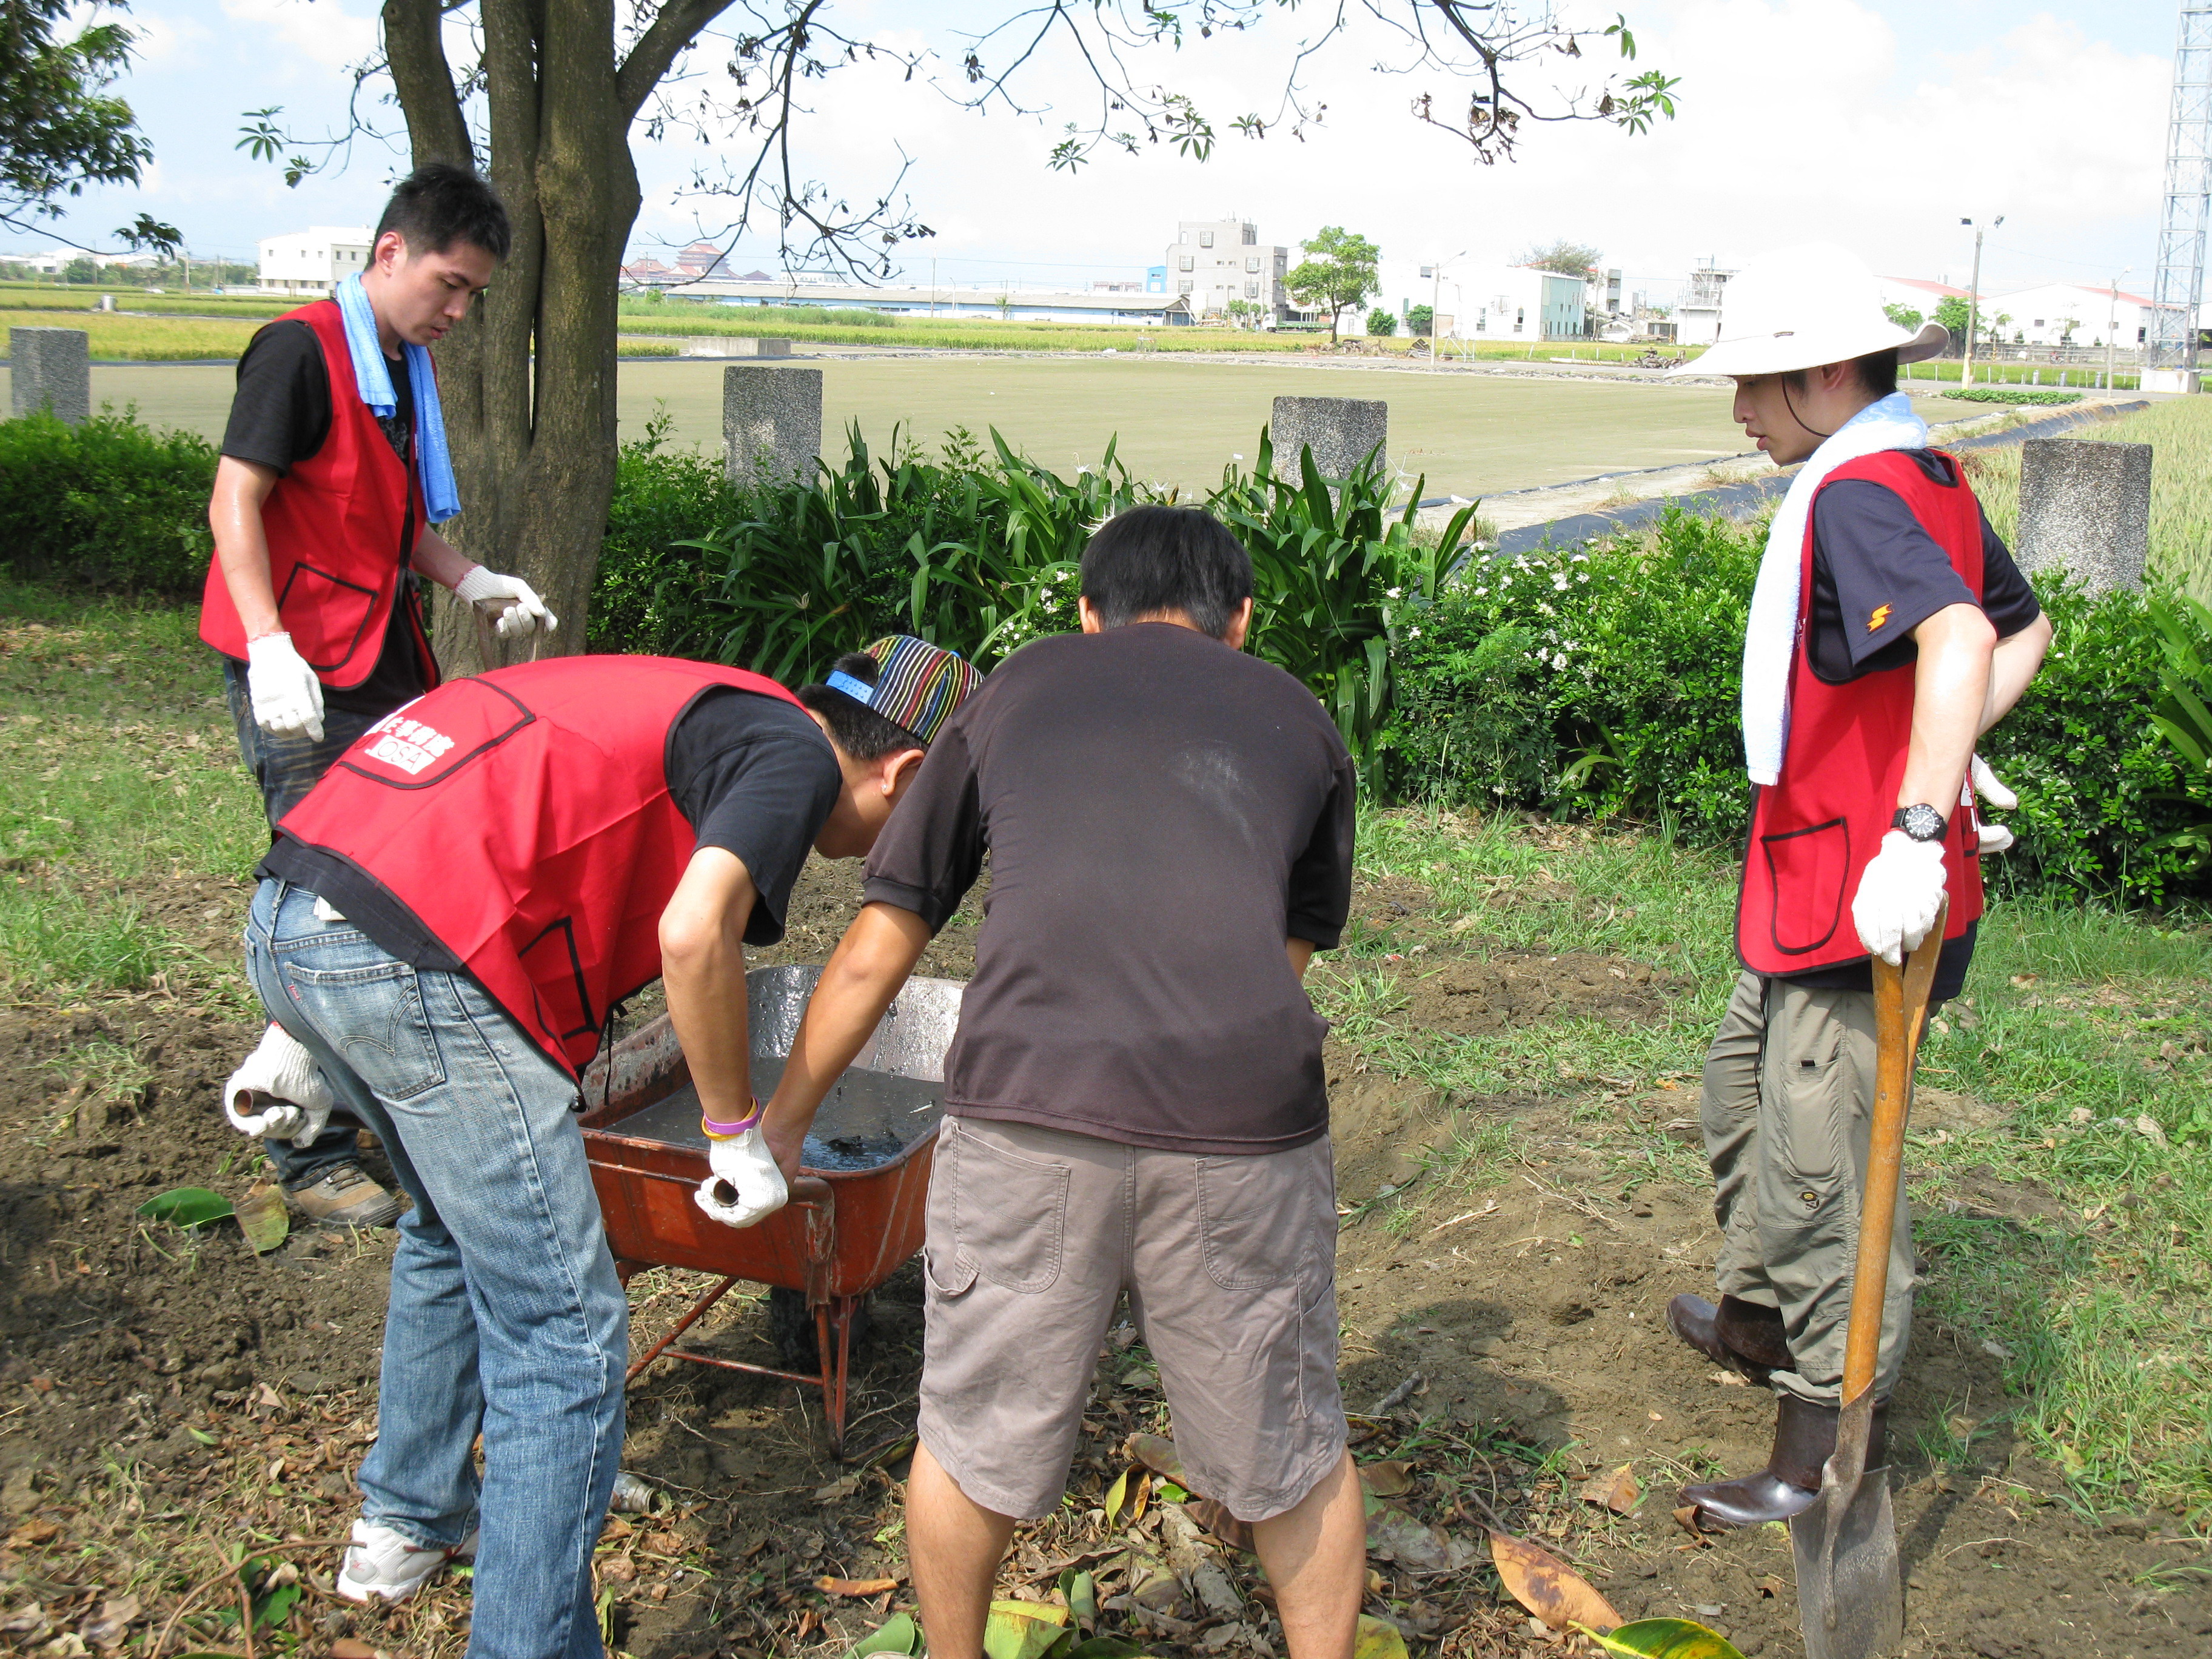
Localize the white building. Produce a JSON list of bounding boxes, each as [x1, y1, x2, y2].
[[1989, 281, 2160, 350], [1366, 260, 1586, 340], [258, 226, 374, 297], [12, 248, 159, 273], [1677, 260, 1734, 346], [1164, 218, 1291, 319]]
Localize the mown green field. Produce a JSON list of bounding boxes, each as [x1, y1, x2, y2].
[[1, 355, 1763, 498]]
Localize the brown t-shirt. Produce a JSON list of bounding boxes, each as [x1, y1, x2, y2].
[[862, 622, 1357, 1155]]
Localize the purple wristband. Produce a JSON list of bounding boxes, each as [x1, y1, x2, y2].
[[702, 1099, 763, 1139]]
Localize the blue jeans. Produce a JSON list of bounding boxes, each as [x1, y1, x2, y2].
[[246, 879, 626, 1659], [224, 659, 384, 1190]]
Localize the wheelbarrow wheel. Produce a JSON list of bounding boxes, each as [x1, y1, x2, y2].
[[769, 1286, 871, 1372]]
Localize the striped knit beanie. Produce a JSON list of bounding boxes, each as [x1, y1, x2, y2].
[[825, 636, 983, 746]]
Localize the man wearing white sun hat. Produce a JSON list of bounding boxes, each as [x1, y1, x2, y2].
[[1660, 244, 2053, 1527]]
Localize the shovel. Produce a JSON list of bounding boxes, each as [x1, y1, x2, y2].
[[1791, 899, 1945, 1659]]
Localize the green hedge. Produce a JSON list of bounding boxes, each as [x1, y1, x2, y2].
[[1942, 386, 2083, 406], [0, 411, 217, 594], [1381, 509, 2211, 905]]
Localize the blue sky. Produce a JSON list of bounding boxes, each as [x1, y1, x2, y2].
[[10, 0, 2185, 304]]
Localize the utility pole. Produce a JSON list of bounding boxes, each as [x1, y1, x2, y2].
[[1959, 215, 2002, 386]]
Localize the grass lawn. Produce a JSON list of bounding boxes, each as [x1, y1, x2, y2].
[[3, 581, 2207, 1530]]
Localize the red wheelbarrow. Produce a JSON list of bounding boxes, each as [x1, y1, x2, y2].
[[577, 965, 962, 1456]]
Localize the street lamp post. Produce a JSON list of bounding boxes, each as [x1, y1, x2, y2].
[[1419, 250, 1466, 373], [2106, 269, 2129, 389], [1959, 215, 2003, 387]]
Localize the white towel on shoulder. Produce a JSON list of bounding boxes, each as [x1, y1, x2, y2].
[[1741, 392, 1929, 785]]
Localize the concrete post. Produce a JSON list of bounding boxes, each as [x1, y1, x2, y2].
[[2016, 438, 2151, 594], [722, 364, 822, 484], [9, 327, 91, 424], [1269, 395, 1387, 483]]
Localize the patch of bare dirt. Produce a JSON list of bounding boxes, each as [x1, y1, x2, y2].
[[4, 855, 2207, 1658]]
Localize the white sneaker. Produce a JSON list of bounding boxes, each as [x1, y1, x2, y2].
[[335, 1518, 478, 1604]]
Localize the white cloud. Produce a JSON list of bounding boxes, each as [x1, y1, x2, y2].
[[216, 0, 377, 76]]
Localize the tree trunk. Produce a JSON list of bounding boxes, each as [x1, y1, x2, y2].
[[384, 0, 655, 676]]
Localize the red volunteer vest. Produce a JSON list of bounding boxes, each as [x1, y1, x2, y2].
[[1737, 449, 1987, 976], [199, 300, 435, 691], [277, 657, 803, 1076]]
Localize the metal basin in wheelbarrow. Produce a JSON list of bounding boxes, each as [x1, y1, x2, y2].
[[577, 964, 961, 1453]]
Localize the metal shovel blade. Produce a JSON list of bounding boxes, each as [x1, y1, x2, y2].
[[1791, 1399, 1903, 1659]]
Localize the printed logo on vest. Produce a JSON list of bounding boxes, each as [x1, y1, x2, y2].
[[362, 711, 457, 776]]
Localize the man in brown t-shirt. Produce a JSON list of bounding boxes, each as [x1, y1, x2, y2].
[[760, 505, 1363, 1659]]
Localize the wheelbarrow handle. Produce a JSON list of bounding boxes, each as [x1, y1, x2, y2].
[[1840, 900, 1946, 1409]]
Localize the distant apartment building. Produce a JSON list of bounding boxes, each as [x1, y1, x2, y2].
[[1370, 260, 1585, 340], [1165, 219, 1290, 318], [258, 226, 373, 296]]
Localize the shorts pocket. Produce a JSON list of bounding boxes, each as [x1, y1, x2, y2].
[[947, 1127, 1068, 1295], [1294, 1265, 1342, 1421], [1197, 1151, 1319, 1290], [278, 958, 446, 1102]]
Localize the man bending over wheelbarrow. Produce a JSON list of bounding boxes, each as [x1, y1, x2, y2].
[[220, 639, 979, 1659], [1659, 246, 2051, 1527], [758, 506, 1367, 1659]]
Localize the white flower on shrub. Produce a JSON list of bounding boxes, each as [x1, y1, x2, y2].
[[1387, 587, 1403, 600], [1552, 574, 1569, 591]]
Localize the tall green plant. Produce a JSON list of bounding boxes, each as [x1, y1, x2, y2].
[[1212, 429, 1476, 783], [2147, 592, 2212, 871]]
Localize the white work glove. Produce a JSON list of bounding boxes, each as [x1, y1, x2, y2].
[[454, 566, 558, 638], [245, 632, 325, 743], [694, 1122, 788, 1228], [1967, 754, 2017, 856], [1852, 830, 1951, 968], [223, 1025, 337, 1147]]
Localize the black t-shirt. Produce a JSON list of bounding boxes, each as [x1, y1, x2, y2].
[[258, 687, 842, 979], [1785, 450, 2037, 1002], [220, 319, 426, 717], [862, 623, 1358, 1155]]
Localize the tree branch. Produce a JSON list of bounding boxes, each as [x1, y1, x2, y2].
[[617, 0, 742, 121], [384, 0, 474, 164]]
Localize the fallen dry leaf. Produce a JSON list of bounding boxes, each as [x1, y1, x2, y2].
[[814, 1473, 863, 1504], [1576, 1464, 1640, 1515], [1488, 1530, 1621, 1633], [79, 1594, 139, 1651], [1757, 1574, 1787, 1598], [1187, 1496, 1256, 1553], [1709, 1370, 1748, 1389], [819, 1576, 903, 1597], [598, 1553, 637, 1583], [1128, 1433, 1188, 1487], [328, 1641, 379, 1659], [1671, 1505, 1711, 1546], [1359, 1460, 1416, 1497], [5, 1520, 58, 1547]]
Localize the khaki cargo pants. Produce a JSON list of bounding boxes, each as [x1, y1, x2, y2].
[[1700, 971, 1916, 1405]]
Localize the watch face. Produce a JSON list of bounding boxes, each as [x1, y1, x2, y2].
[[1897, 803, 1946, 843]]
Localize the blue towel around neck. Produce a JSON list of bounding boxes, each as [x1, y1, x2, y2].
[[333, 273, 461, 524]]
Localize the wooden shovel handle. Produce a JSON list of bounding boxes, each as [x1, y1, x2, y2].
[[1840, 900, 1946, 1408]]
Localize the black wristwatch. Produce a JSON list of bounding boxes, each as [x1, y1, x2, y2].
[[1892, 803, 1948, 843]]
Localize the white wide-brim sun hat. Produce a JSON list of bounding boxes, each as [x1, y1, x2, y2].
[[1666, 242, 1951, 380]]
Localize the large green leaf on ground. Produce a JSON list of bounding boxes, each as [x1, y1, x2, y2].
[[851, 1612, 922, 1657], [136, 1187, 234, 1228], [982, 1598, 1069, 1659], [1580, 1618, 1747, 1659]]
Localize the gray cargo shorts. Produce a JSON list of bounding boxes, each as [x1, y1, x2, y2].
[[917, 1114, 1347, 1523]]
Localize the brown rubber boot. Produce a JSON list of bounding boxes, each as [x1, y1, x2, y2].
[[1680, 1392, 1889, 1529], [289, 1162, 405, 1230], [1667, 1293, 1794, 1383]]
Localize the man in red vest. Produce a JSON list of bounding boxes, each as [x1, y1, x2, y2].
[[1663, 247, 2053, 1526], [203, 163, 554, 1229], [230, 640, 979, 1654]]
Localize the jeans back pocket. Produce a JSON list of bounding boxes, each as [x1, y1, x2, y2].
[[279, 958, 447, 1102]]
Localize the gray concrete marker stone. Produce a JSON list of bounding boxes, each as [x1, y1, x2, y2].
[[10, 327, 91, 424], [2016, 438, 2151, 594], [1270, 395, 1387, 483], [723, 364, 822, 484]]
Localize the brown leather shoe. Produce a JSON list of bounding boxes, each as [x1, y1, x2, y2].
[[289, 1163, 404, 1230], [1680, 1392, 1889, 1529], [1667, 1293, 1794, 1382]]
